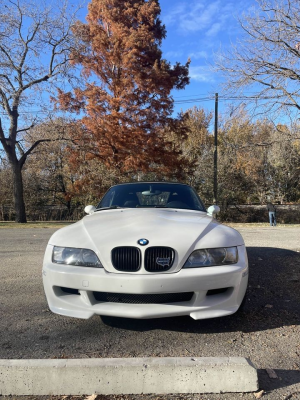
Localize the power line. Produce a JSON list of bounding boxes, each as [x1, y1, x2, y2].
[[173, 91, 268, 99], [0, 110, 51, 115], [172, 93, 209, 99], [0, 94, 293, 114], [173, 95, 290, 104]]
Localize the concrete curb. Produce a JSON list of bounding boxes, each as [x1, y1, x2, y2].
[[0, 357, 259, 395]]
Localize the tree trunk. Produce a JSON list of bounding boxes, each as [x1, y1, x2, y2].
[[11, 161, 27, 223]]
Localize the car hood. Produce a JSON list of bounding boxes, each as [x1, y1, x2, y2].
[[49, 208, 244, 273]]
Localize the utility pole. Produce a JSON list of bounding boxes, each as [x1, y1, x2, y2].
[[213, 93, 218, 204]]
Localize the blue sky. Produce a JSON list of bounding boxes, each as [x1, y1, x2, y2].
[[0, 0, 260, 135], [74, 0, 258, 118], [158, 0, 256, 116]]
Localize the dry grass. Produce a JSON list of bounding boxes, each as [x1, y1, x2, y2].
[[1, 221, 299, 229], [225, 222, 300, 228], [0, 221, 72, 229]]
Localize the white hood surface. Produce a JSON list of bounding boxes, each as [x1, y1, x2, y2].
[[49, 208, 244, 273]]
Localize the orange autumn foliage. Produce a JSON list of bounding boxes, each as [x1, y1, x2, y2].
[[58, 0, 190, 175]]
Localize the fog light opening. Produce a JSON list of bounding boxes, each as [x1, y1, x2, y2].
[[54, 286, 80, 296], [206, 287, 231, 296]]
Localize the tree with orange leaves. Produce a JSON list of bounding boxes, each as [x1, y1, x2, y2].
[[59, 0, 190, 175]]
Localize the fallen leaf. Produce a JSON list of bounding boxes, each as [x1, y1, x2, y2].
[[85, 395, 97, 400], [266, 368, 278, 379], [265, 304, 273, 308], [254, 389, 264, 398]]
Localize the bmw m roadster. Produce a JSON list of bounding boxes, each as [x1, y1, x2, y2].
[[42, 182, 248, 320]]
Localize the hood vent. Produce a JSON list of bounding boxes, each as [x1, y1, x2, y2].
[[111, 247, 141, 272]]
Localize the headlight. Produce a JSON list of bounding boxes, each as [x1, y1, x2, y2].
[[183, 247, 238, 268], [52, 246, 103, 268]]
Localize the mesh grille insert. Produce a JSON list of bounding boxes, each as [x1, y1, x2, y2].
[[145, 247, 175, 272], [93, 291, 194, 304], [111, 247, 141, 272]]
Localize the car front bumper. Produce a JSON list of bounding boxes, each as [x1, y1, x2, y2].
[[42, 245, 248, 320]]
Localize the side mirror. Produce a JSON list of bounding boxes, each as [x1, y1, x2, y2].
[[84, 205, 96, 215], [207, 205, 220, 218]]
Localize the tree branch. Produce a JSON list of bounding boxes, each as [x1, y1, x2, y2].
[[0, 74, 16, 91], [19, 137, 76, 168], [16, 122, 35, 134]]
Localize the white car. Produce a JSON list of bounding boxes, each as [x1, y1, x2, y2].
[[43, 182, 248, 320]]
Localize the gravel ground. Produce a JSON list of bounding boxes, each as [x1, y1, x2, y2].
[[0, 225, 299, 400]]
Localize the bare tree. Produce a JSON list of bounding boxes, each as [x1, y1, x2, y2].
[[216, 0, 300, 117], [0, 0, 79, 222]]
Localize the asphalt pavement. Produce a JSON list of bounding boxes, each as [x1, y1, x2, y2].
[[0, 225, 299, 400]]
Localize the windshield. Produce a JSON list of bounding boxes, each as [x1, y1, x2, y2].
[[97, 183, 206, 212]]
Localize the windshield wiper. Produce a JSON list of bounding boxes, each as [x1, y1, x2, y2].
[[135, 205, 166, 208], [95, 206, 123, 212]]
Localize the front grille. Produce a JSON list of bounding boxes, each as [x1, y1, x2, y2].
[[111, 247, 141, 272], [93, 291, 194, 304], [145, 247, 175, 272]]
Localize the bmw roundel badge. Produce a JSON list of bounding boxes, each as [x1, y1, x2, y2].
[[137, 238, 149, 246]]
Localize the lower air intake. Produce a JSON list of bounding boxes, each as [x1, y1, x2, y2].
[[93, 291, 194, 304]]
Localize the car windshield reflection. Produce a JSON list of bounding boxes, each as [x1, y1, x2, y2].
[[97, 183, 206, 212]]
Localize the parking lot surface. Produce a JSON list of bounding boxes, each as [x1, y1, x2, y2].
[[0, 225, 299, 400]]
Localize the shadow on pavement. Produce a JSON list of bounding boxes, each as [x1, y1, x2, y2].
[[100, 247, 300, 333], [257, 368, 300, 393], [1, 247, 299, 361]]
